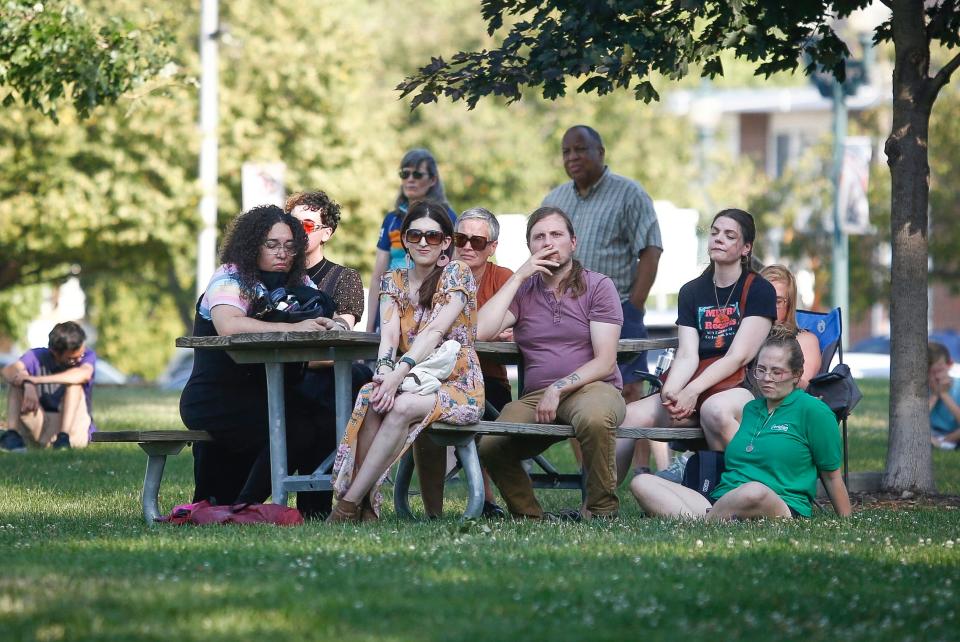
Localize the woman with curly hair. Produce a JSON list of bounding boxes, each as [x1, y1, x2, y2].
[[179, 205, 336, 517]]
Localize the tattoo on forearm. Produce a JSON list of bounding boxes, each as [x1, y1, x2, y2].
[[552, 373, 581, 391], [380, 348, 394, 361]]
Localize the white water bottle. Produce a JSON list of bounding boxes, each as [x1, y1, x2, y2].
[[654, 348, 675, 377]]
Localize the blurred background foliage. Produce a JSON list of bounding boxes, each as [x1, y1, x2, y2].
[[0, 0, 958, 378]]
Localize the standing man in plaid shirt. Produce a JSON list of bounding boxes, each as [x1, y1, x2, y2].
[[542, 125, 665, 474]]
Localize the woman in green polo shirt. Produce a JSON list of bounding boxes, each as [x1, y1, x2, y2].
[[630, 328, 851, 519]]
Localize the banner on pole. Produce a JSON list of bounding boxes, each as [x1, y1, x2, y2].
[[838, 136, 872, 235], [242, 162, 286, 211]]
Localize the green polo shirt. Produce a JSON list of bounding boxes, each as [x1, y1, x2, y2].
[[712, 389, 842, 517]]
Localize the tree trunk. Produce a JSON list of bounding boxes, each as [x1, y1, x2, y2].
[[883, 0, 936, 493]]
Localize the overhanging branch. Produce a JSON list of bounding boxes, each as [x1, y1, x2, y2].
[[931, 50, 960, 94]]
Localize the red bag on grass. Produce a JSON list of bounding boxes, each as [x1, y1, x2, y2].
[[157, 500, 303, 526]]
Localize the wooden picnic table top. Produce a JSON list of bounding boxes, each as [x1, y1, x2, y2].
[[176, 331, 677, 354]]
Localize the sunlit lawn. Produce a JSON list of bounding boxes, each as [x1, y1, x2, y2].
[[1, 381, 959, 641]]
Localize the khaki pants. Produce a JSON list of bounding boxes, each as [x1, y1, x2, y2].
[[6, 384, 91, 448], [479, 382, 625, 518]]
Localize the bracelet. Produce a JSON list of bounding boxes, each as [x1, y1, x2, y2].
[[399, 356, 417, 370], [375, 357, 395, 371], [332, 317, 349, 331]]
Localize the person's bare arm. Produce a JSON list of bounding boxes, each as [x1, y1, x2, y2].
[[210, 305, 335, 335], [819, 468, 852, 517], [798, 331, 822, 389], [1, 359, 26, 385], [668, 316, 772, 418], [365, 250, 390, 332], [476, 247, 558, 340], [628, 246, 662, 310], [534, 320, 621, 423], [23, 363, 94, 386]]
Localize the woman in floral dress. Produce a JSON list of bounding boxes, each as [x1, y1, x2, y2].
[[329, 201, 484, 522]]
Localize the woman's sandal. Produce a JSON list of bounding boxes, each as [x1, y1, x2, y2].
[[326, 499, 361, 523]]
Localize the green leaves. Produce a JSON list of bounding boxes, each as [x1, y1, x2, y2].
[[0, 1, 173, 122]]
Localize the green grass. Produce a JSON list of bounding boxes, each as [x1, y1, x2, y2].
[[1, 383, 959, 641]]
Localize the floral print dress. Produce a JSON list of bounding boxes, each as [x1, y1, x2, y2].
[[331, 260, 485, 514]]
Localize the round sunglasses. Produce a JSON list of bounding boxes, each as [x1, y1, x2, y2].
[[404, 228, 446, 246], [452, 232, 490, 251]]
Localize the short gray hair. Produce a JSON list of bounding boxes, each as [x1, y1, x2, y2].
[[457, 207, 500, 241]]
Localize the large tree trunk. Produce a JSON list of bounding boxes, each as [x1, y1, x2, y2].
[[883, 0, 936, 493]]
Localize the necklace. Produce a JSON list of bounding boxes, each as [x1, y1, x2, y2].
[[713, 274, 738, 325], [307, 258, 329, 283], [745, 405, 780, 453]]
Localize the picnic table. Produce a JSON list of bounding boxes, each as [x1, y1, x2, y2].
[[176, 332, 680, 514]]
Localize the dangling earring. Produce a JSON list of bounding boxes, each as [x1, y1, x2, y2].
[[436, 252, 450, 268]]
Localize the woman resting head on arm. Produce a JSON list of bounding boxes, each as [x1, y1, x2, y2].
[[328, 201, 484, 523], [759, 264, 822, 388], [630, 327, 852, 520], [616, 208, 776, 478]]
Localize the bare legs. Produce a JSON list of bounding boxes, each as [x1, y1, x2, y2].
[[341, 392, 437, 505], [630, 475, 792, 520], [616, 394, 696, 484], [6, 383, 90, 448], [697, 388, 754, 450]]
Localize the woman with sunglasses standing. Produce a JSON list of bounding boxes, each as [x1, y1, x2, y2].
[[329, 201, 484, 522], [365, 149, 457, 332], [180, 205, 337, 518], [630, 329, 851, 520]]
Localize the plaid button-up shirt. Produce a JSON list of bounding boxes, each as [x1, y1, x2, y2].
[[542, 167, 662, 300]]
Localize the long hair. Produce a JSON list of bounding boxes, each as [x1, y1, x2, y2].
[[705, 208, 758, 276], [219, 205, 308, 299], [760, 325, 805, 376], [760, 264, 799, 333], [395, 148, 449, 211], [525, 206, 586, 297], [401, 201, 455, 309]]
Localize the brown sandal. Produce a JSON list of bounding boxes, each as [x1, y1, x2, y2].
[[359, 496, 379, 523], [326, 499, 360, 523]]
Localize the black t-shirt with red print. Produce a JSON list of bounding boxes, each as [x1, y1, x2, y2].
[[676, 270, 777, 361]]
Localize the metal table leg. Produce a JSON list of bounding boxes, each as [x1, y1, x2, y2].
[[332, 357, 352, 443], [263, 362, 288, 506], [138, 442, 187, 525]]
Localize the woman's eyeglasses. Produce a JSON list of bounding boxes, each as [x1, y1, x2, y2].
[[262, 241, 298, 255], [399, 169, 429, 180], [301, 219, 329, 234], [404, 229, 445, 246], [753, 366, 793, 381], [452, 233, 490, 251]]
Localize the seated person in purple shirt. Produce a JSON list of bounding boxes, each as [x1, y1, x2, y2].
[[1, 321, 96, 451], [477, 207, 625, 520]]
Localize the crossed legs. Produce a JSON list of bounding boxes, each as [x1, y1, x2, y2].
[[630, 475, 792, 520]]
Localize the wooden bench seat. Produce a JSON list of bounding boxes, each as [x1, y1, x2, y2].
[[393, 422, 705, 520], [91, 430, 212, 525]]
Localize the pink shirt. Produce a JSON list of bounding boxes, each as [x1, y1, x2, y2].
[[508, 269, 623, 394]]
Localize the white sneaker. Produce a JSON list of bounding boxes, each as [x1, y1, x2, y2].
[[935, 437, 957, 451]]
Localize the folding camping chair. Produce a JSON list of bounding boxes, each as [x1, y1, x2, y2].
[[796, 307, 860, 481]]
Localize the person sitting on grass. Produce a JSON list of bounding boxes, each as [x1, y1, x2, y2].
[[630, 329, 852, 520], [929, 341, 960, 450], [328, 201, 484, 523], [1, 321, 96, 452]]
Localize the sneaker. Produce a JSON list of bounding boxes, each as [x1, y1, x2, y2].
[[51, 433, 71, 450], [482, 500, 506, 519], [655, 451, 692, 484], [0, 430, 27, 453], [934, 437, 957, 451]]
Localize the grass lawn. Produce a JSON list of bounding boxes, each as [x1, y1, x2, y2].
[[1, 380, 959, 641]]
